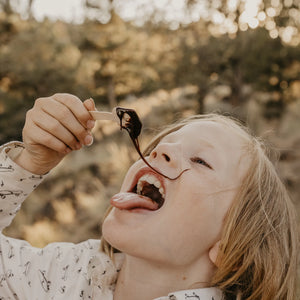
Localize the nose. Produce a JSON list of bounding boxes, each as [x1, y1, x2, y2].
[[151, 150, 170, 162], [147, 142, 190, 180], [149, 143, 182, 169]]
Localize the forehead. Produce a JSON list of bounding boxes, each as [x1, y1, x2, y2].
[[165, 120, 248, 148]]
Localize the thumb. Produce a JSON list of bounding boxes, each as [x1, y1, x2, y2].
[[83, 98, 96, 111]]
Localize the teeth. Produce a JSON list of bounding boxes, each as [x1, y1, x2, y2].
[[154, 180, 161, 188], [159, 188, 165, 198], [136, 182, 142, 195], [147, 175, 155, 185], [136, 174, 165, 198]]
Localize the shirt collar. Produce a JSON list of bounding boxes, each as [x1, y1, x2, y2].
[[154, 287, 223, 300]]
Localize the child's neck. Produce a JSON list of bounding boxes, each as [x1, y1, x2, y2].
[[113, 254, 215, 300]]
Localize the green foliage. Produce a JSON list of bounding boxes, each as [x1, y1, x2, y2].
[[0, 9, 299, 143]]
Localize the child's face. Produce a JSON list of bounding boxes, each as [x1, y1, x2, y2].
[[102, 120, 250, 267]]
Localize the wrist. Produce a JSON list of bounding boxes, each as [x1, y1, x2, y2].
[[14, 149, 50, 175]]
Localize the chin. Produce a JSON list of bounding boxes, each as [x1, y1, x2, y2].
[[101, 211, 134, 254], [102, 213, 155, 260], [102, 214, 121, 250]]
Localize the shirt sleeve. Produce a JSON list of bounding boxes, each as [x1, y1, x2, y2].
[[0, 142, 45, 231], [0, 143, 100, 298], [0, 236, 101, 299]]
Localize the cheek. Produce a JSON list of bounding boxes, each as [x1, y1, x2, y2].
[[168, 179, 235, 241], [199, 188, 237, 239], [159, 196, 216, 251]]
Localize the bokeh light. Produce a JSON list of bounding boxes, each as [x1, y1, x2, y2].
[[3, 0, 299, 45]]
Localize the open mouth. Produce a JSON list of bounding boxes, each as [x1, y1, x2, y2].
[[110, 171, 166, 211], [131, 174, 165, 210]]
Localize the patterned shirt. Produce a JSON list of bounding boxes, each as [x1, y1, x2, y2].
[[0, 142, 223, 300]]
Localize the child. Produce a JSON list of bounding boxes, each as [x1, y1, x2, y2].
[[0, 93, 298, 299]]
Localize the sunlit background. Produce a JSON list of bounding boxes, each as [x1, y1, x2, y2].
[[10, 0, 300, 44], [0, 0, 299, 294]]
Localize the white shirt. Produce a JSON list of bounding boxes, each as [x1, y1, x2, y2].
[[0, 142, 223, 300]]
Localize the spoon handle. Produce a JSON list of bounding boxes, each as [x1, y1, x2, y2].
[[90, 110, 118, 122]]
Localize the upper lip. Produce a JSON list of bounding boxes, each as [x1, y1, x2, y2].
[[127, 166, 167, 194]]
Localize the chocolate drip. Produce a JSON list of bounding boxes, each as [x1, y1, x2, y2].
[[115, 107, 189, 180], [115, 107, 142, 141]]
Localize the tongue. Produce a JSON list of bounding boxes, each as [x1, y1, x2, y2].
[[110, 192, 159, 210]]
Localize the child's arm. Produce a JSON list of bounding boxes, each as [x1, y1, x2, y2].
[[0, 94, 96, 229], [0, 94, 100, 298], [0, 143, 102, 299], [0, 141, 45, 297], [0, 141, 45, 230]]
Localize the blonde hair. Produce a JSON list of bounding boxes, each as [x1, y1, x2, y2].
[[101, 113, 299, 300]]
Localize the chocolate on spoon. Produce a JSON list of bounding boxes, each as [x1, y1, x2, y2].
[[90, 107, 188, 180], [115, 107, 142, 141]]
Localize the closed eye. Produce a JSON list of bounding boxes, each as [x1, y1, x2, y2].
[[190, 157, 213, 170]]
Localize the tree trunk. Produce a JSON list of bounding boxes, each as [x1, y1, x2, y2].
[[197, 85, 206, 114], [231, 66, 243, 106], [107, 76, 117, 109], [2, 0, 13, 14]]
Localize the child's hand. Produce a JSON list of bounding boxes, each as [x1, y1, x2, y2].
[[15, 93, 96, 175]]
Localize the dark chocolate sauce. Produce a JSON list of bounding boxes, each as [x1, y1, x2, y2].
[[115, 107, 188, 180], [116, 107, 142, 141]]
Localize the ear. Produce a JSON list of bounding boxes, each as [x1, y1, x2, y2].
[[208, 240, 221, 267]]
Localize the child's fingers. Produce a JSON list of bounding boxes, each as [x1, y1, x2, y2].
[[38, 99, 90, 146], [83, 98, 96, 129], [29, 109, 82, 151], [23, 119, 71, 154], [19, 93, 96, 174], [83, 98, 96, 111], [33, 94, 94, 146], [52, 93, 94, 129]]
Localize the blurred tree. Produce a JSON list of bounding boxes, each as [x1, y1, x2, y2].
[[174, 25, 300, 111], [108, 0, 299, 45], [0, 0, 34, 18], [77, 13, 182, 107], [1, 0, 299, 142], [193, 0, 300, 44], [0, 0, 12, 14], [0, 15, 89, 143], [84, 0, 113, 23], [173, 21, 211, 113], [80, 12, 133, 108]]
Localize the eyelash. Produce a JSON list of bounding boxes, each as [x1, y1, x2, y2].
[[190, 157, 213, 170]]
